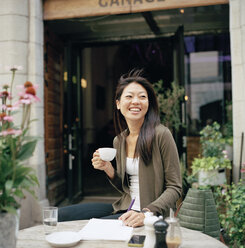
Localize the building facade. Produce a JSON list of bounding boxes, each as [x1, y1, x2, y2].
[[0, 0, 244, 228]]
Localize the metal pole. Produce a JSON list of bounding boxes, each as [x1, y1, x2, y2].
[[239, 132, 244, 180]]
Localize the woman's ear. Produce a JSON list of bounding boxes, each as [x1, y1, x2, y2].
[[116, 100, 120, 110]]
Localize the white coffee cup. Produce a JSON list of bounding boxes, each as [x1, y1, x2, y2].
[[98, 148, 117, 161]]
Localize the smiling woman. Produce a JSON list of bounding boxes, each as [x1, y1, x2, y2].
[[58, 69, 182, 227]]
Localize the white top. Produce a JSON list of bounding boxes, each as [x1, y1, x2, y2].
[[125, 157, 140, 211]]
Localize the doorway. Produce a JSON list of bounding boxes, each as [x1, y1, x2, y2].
[[63, 35, 183, 201], [63, 33, 231, 202]]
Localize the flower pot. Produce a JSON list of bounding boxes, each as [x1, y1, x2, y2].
[[0, 212, 17, 248], [198, 169, 226, 186]]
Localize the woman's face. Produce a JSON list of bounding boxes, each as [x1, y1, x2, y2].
[[116, 82, 149, 124]]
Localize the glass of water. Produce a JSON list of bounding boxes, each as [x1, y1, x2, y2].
[[43, 206, 58, 235]]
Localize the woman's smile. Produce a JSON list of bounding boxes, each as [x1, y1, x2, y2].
[[129, 107, 141, 113]]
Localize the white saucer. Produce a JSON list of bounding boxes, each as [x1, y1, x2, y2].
[[45, 231, 81, 247]]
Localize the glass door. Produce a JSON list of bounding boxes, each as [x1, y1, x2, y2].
[[184, 33, 232, 171]]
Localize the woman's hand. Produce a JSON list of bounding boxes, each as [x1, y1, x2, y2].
[[119, 211, 145, 228], [91, 150, 115, 179]]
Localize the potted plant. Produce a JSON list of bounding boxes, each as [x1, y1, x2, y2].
[[191, 122, 231, 186], [0, 66, 40, 248], [214, 180, 245, 247], [192, 156, 231, 186]]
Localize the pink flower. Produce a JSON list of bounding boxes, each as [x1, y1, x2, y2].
[[18, 83, 40, 103], [24, 81, 33, 88], [25, 86, 36, 95], [0, 113, 6, 120], [222, 150, 228, 159], [221, 188, 226, 195], [0, 128, 22, 136], [0, 91, 9, 98], [19, 93, 40, 104], [3, 115, 14, 122], [17, 83, 38, 91], [19, 98, 32, 105], [1, 104, 19, 111]]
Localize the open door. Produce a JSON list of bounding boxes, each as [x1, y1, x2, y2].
[[63, 43, 83, 202]]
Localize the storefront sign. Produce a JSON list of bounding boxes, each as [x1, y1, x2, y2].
[[98, 0, 166, 8], [44, 0, 228, 20]]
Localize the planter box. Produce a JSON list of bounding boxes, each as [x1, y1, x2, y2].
[[0, 212, 17, 248], [198, 169, 226, 186]]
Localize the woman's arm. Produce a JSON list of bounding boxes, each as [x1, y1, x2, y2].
[[146, 126, 182, 216]]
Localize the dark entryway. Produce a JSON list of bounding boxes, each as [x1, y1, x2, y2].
[[62, 36, 179, 202]]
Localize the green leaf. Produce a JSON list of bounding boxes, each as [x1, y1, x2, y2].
[[5, 180, 13, 194], [17, 140, 37, 161], [2, 206, 18, 215], [14, 189, 24, 198]]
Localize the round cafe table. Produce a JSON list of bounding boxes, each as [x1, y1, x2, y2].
[[16, 220, 227, 248]]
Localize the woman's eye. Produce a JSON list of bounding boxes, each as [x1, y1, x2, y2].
[[125, 95, 132, 98], [140, 95, 147, 98]]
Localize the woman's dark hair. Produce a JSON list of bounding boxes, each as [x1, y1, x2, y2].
[[113, 69, 160, 165]]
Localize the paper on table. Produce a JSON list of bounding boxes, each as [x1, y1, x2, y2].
[[78, 218, 133, 241]]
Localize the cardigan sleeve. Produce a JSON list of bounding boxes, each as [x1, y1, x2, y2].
[[107, 136, 124, 194], [146, 126, 182, 216], [107, 171, 124, 194]]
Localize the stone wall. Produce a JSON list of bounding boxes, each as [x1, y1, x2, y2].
[[229, 0, 245, 183], [0, 0, 48, 229]]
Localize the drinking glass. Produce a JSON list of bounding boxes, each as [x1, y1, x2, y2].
[[165, 216, 182, 248], [43, 206, 58, 235]]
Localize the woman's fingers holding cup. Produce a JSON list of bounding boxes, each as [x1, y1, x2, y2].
[[91, 150, 101, 165], [91, 155, 106, 170], [92, 150, 100, 159], [91, 148, 116, 171]]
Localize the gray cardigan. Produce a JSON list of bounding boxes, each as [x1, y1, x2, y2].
[[110, 124, 182, 217]]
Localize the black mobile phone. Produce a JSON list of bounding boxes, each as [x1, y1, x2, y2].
[[128, 235, 146, 247]]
